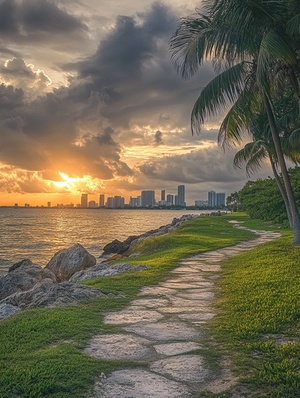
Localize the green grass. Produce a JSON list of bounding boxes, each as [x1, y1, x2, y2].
[[212, 220, 300, 397], [0, 214, 256, 398], [2, 213, 299, 397]]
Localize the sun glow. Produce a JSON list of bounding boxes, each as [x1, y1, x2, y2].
[[52, 172, 83, 190]]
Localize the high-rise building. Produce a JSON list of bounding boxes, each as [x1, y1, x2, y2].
[[129, 196, 138, 207], [89, 200, 97, 208], [137, 196, 142, 207], [161, 190, 165, 201], [47, 202, 51, 208], [208, 191, 226, 207], [166, 194, 174, 206], [141, 190, 155, 207], [99, 194, 105, 207], [216, 192, 226, 207], [208, 191, 216, 207], [106, 197, 114, 208], [114, 196, 124, 208], [177, 185, 186, 207], [81, 194, 88, 208]]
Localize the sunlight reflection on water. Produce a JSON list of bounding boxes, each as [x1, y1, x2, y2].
[[0, 208, 209, 274]]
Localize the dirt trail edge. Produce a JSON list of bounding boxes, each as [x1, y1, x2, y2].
[[85, 222, 281, 398]]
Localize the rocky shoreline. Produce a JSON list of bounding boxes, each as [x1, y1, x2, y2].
[[0, 214, 204, 320]]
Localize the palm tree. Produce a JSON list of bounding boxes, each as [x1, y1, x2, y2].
[[170, 0, 300, 242]]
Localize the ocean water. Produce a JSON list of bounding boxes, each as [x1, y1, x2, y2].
[[0, 208, 209, 275]]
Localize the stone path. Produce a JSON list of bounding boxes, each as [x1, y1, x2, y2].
[[85, 224, 281, 397]]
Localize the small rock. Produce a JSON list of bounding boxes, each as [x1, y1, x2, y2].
[[0, 303, 20, 320]]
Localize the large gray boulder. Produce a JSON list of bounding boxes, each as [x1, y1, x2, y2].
[[1, 280, 109, 309], [0, 259, 57, 301], [69, 262, 149, 283], [46, 243, 96, 282]]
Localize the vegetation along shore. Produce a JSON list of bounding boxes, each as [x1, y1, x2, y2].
[[0, 213, 299, 397]]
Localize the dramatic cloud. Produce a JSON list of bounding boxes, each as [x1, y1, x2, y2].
[[0, 57, 52, 97], [0, 0, 89, 48], [0, 1, 262, 205]]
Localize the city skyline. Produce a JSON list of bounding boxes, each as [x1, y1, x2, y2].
[[7, 186, 226, 208]]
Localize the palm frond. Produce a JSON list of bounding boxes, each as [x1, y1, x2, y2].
[[256, 29, 297, 88], [170, 14, 212, 79], [233, 140, 269, 177], [289, 128, 300, 147], [286, 14, 300, 37], [191, 62, 249, 133], [218, 77, 260, 147]]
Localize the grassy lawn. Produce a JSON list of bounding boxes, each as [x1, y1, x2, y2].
[[1, 213, 299, 397], [211, 217, 300, 398]]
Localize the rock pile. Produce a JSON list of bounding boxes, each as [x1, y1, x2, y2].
[[0, 214, 199, 321], [102, 214, 199, 256]]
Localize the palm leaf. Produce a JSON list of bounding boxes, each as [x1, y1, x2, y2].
[[191, 62, 249, 133], [256, 29, 297, 88], [289, 128, 300, 147], [170, 14, 212, 79], [218, 78, 260, 147], [286, 14, 300, 37], [233, 140, 269, 176]]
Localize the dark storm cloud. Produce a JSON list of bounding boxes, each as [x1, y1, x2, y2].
[[139, 147, 248, 184], [74, 2, 215, 129], [0, 80, 133, 181], [0, 84, 25, 111], [0, 0, 89, 49], [78, 2, 176, 84]]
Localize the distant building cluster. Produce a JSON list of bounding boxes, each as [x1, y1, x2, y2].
[[194, 191, 226, 208], [11, 186, 226, 209], [79, 185, 187, 209]]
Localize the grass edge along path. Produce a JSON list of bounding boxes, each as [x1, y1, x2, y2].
[[210, 220, 300, 398], [0, 213, 288, 398]]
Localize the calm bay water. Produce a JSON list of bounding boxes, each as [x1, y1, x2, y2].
[[0, 208, 208, 275]]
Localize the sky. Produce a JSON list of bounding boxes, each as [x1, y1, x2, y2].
[[0, 0, 271, 206]]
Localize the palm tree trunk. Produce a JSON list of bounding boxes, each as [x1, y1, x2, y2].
[[269, 155, 293, 228], [263, 91, 300, 244]]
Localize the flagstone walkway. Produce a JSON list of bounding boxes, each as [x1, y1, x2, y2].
[[85, 223, 281, 397]]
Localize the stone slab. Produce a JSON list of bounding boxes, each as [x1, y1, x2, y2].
[[178, 312, 215, 321], [125, 321, 200, 342], [175, 291, 214, 300], [104, 309, 164, 325], [154, 342, 201, 356], [92, 369, 192, 398], [139, 286, 177, 296], [158, 306, 209, 314], [85, 334, 154, 360], [159, 282, 211, 289], [150, 354, 208, 383], [131, 298, 170, 308]]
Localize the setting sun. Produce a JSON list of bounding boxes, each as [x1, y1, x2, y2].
[[52, 172, 82, 190]]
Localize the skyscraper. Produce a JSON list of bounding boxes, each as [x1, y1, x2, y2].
[[216, 192, 226, 207], [177, 185, 185, 207], [166, 194, 174, 206], [81, 194, 88, 208], [208, 191, 216, 207], [161, 190, 165, 201], [141, 190, 155, 207], [99, 194, 105, 207]]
